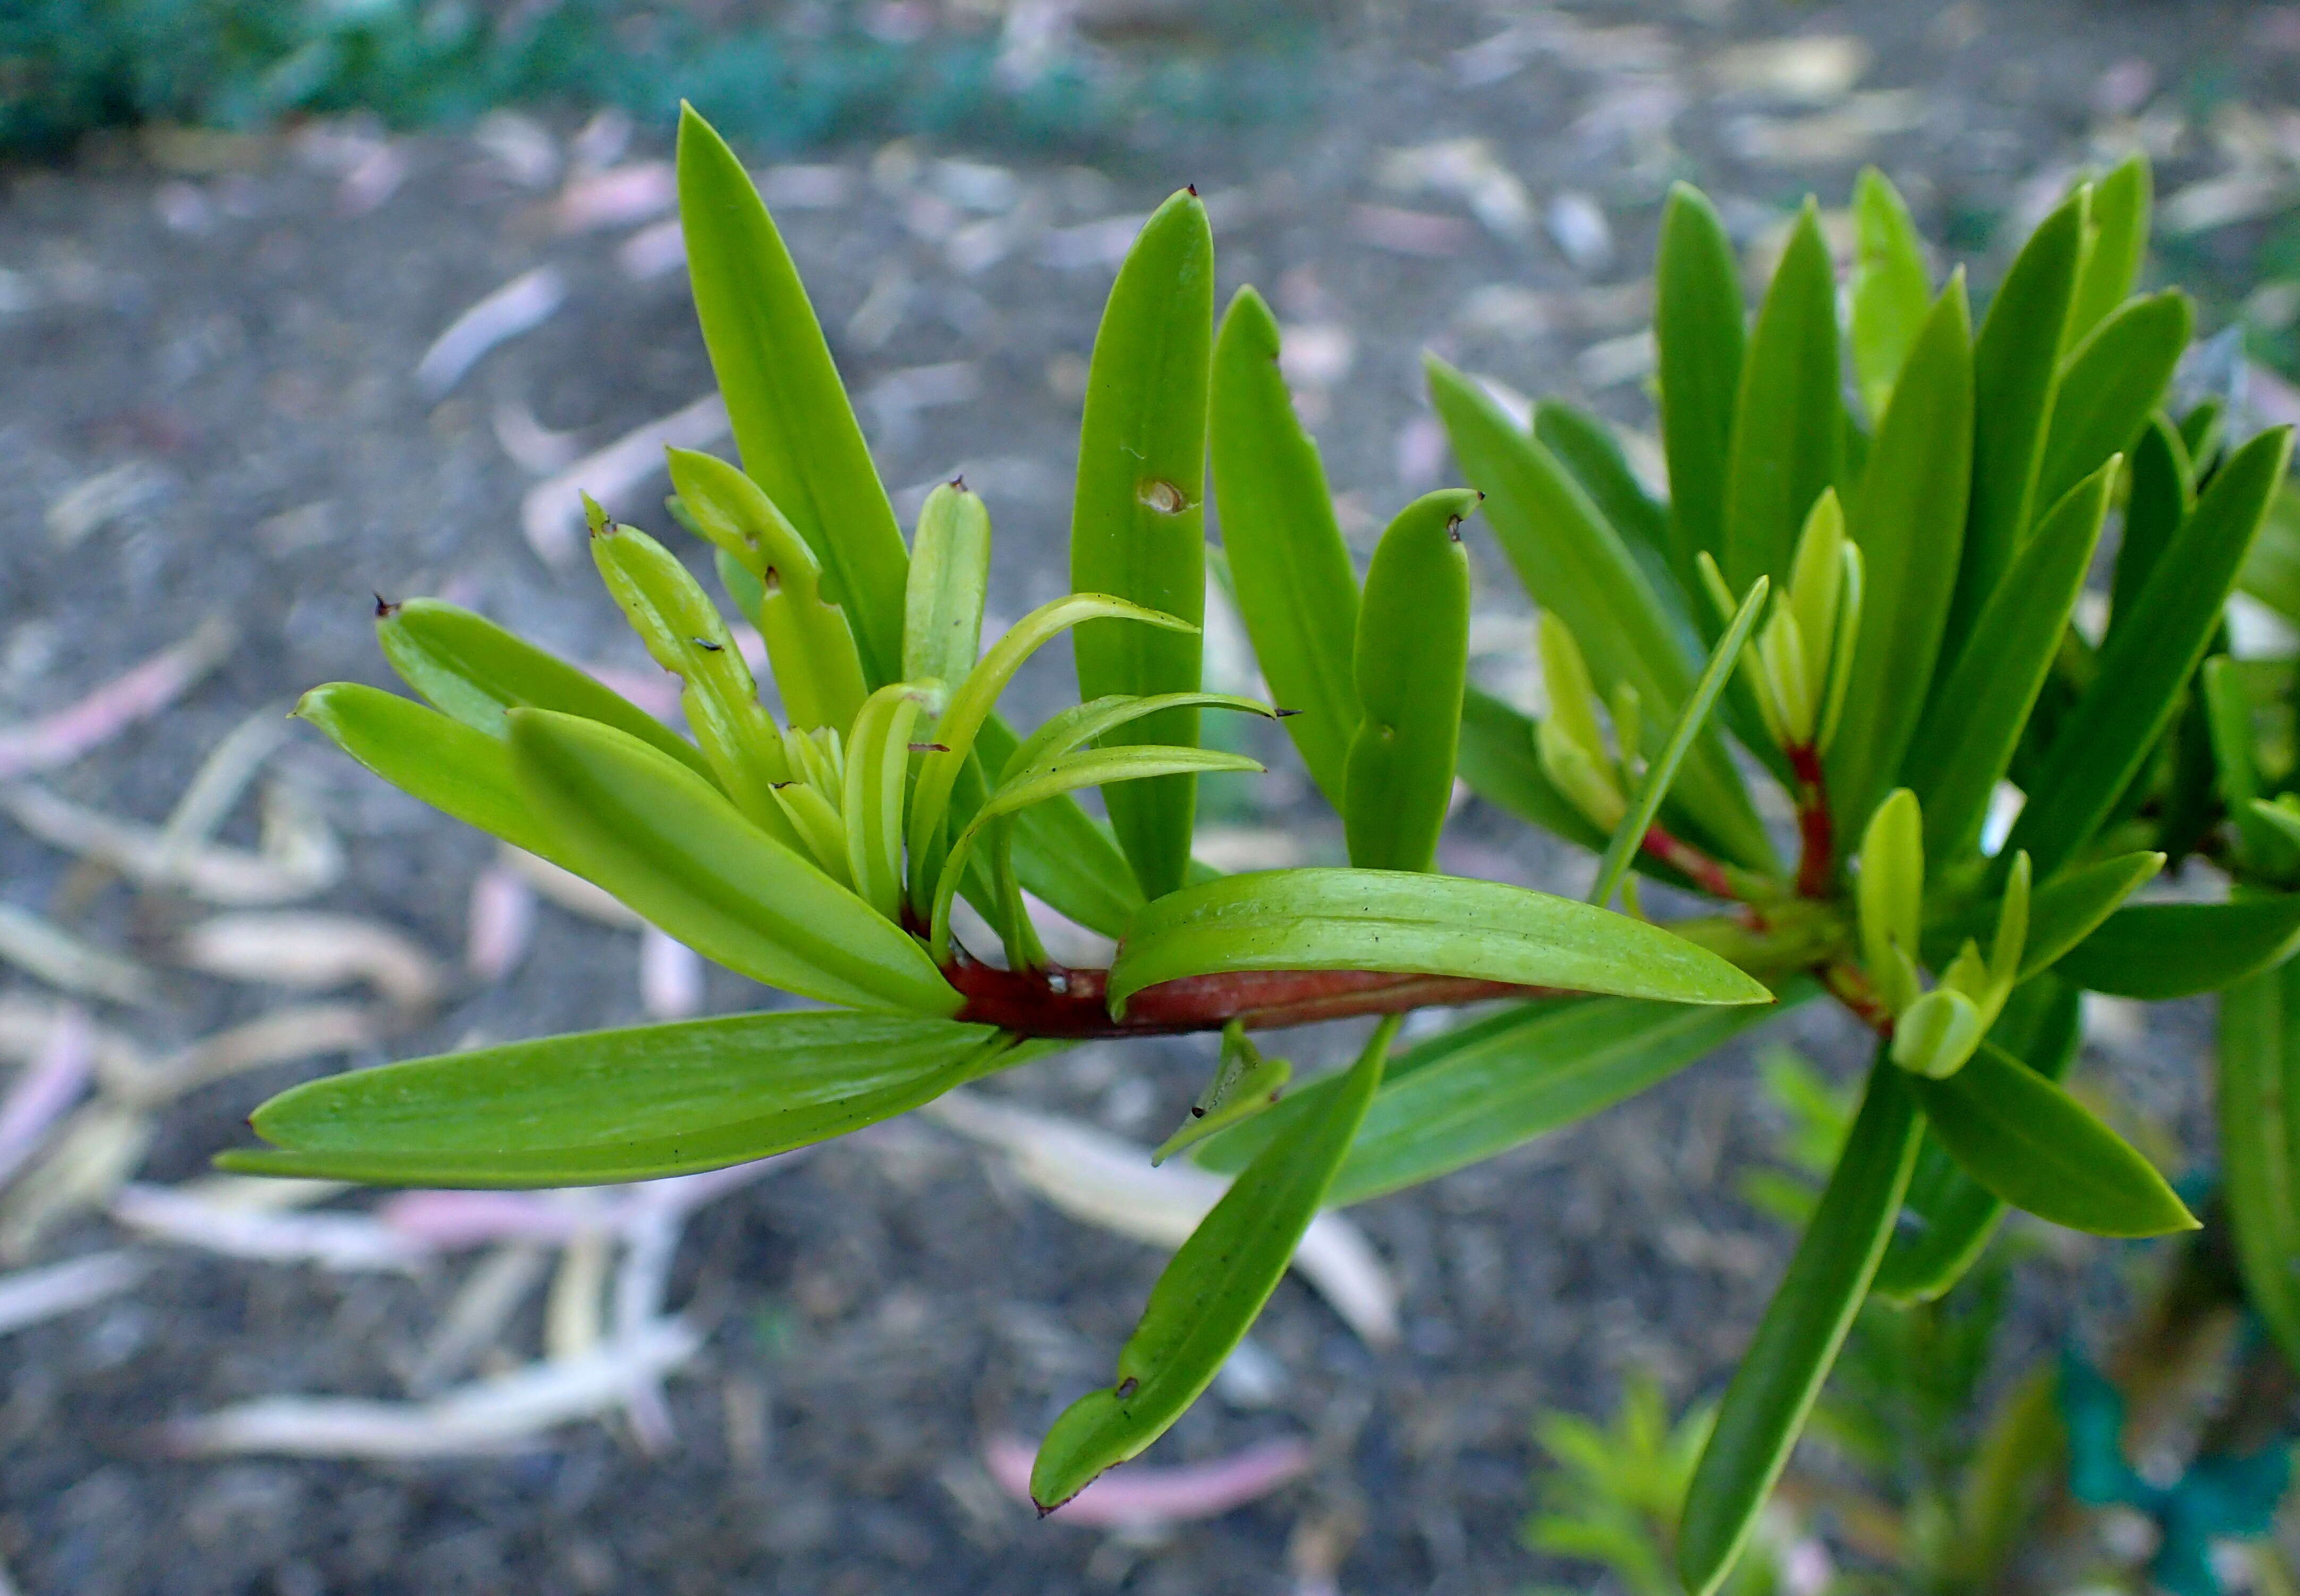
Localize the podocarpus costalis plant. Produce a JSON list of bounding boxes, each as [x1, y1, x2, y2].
[[229, 111, 2287, 1580]]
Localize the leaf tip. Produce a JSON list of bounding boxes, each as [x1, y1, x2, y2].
[[373, 592, 400, 620]]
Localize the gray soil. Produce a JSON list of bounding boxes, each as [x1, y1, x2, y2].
[[0, 2, 2268, 1591]]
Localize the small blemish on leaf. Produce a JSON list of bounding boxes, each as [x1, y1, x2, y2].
[[1137, 479, 1187, 515], [691, 636, 723, 652], [1114, 1377, 1139, 1399], [372, 593, 400, 619], [762, 566, 783, 595]]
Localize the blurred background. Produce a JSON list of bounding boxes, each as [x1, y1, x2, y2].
[[0, 2, 2294, 1592]]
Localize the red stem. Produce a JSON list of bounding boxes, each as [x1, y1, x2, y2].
[[1641, 825, 1741, 901], [943, 947, 1560, 1039], [1788, 743, 1833, 898]]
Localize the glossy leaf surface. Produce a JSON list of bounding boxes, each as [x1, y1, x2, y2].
[[1849, 168, 1932, 423], [1455, 687, 1613, 855], [2053, 894, 2300, 1000], [1654, 182, 1745, 595], [2109, 415, 2192, 636], [903, 481, 993, 701], [1107, 869, 1773, 1015], [1722, 202, 1841, 594], [2067, 155, 2152, 344], [2218, 958, 2300, 1367], [1210, 286, 1362, 810], [1069, 189, 1215, 900], [1912, 1042, 2195, 1236], [2031, 289, 2189, 521], [1029, 1017, 1393, 1508], [1920, 850, 2163, 979]]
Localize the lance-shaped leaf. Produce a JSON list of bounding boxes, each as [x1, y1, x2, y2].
[[1029, 1016, 1394, 1509], [376, 598, 712, 781], [931, 746, 1263, 961], [1209, 286, 1362, 811], [295, 684, 568, 866], [1875, 976, 2081, 1303], [1827, 277, 1974, 839], [1534, 402, 1696, 648], [843, 683, 927, 923], [1107, 869, 1772, 1016], [1456, 687, 1614, 855], [1003, 693, 1275, 783], [1429, 360, 1774, 872], [908, 593, 1198, 909], [1722, 201, 1841, 595], [1910, 1042, 2195, 1237], [2109, 415, 2193, 637], [1678, 1059, 1922, 1596], [1849, 168, 1932, 424], [1655, 182, 1746, 595], [1944, 191, 2084, 666], [2053, 894, 2300, 1000], [2032, 290, 2189, 522], [508, 709, 959, 1016], [677, 105, 909, 685], [666, 446, 868, 732], [2067, 154, 2152, 345], [976, 714, 1146, 939], [1999, 427, 2294, 879], [590, 517, 797, 839], [902, 481, 992, 705], [1069, 189, 1214, 901], [1906, 458, 2116, 862], [1197, 982, 1807, 1203], [219, 1013, 1027, 1186], [1344, 490, 1476, 873], [1925, 851, 2164, 978], [1588, 577, 1769, 910], [2218, 960, 2300, 1368]]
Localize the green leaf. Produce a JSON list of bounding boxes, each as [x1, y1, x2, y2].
[[2032, 290, 2191, 522], [1911, 1042, 2196, 1237], [221, 1012, 1025, 1186], [1722, 200, 1841, 596], [842, 683, 928, 923], [376, 597, 712, 781], [677, 105, 909, 686], [1655, 182, 1747, 597], [1874, 976, 2081, 1303], [975, 712, 1147, 939], [1456, 687, 1613, 847], [2217, 959, 2300, 1367], [1677, 1060, 1922, 1596], [903, 480, 993, 701], [294, 683, 568, 865], [2239, 480, 2300, 624], [1030, 1016, 1394, 1508], [2013, 850, 2167, 978], [1533, 401, 1694, 643], [1069, 189, 1215, 901], [1849, 167, 1933, 424], [667, 446, 869, 733], [2001, 428, 2294, 878], [1108, 868, 1774, 1015], [2053, 894, 2300, 1000], [508, 708, 959, 1015], [1002, 693, 1274, 783], [1343, 490, 1476, 872], [1428, 359, 1774, 872], [1196, 983, 1806, 1203], [1827, 277, 1975, 841], [2108, 415, 2192, 637], [1209, 286, 1362, 811], [1944, 191, 2085, 667], [2067, 154, 2152, 345], [1589, 578, 1769, 909], [1905, 459, 2116, 862]]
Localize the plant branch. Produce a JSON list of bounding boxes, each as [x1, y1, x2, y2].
[[1788, 743, 1834, 898]]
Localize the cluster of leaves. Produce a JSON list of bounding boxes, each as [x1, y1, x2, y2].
[[0, 0, 1318, 158], [233, 105, 2300, 1573]]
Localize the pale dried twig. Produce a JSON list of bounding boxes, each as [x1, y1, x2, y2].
[[0, 1004, 92, 1191], [415, 267, 568, 397], [982, 1434, 1313, 1526], [0, 903, 157, 1007], [0, 1250, 148, 1336], [1, 779, 342, 906], [111, 1184, 429, 1273], [0, 616, 235, 780], [520, 394, 728, 566], [176, 913, 442, 1011]]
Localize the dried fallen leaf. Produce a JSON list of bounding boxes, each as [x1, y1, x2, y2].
[[1, 778, 342, 906], [132, 1001, 382, 1107], [640, 927, 705, 1019], [1709, 36, 1871, 104], [520, 394, 728, 566], [111, 1183, 428, 1272], [0, 617, 234, 780], [0, 1004, 91, 1191], [0, 1250, 148, 1336], [982, 1434, 1313, 1527], [0, 903, 156, 1007], [0, 1101, 155, 1261], [415, 266, 567, 398], [467, 865, 538, 981], [498, 845, 645, 928], [552, 161, 675, 233], [177, 913, 442, 1011], [411, 1244, 552, 1395]]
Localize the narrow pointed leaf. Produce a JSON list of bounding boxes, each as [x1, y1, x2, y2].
[[843, 684, 927, 923], [1589, 577, 1768, 909], [1849, 167, 1933, 424], [1828, 278, 1975, 838], [1196, 983, 1807, 1203], [1030, 1016, 1394, 1508], [903, 480, 993, 701], [1875, 976, 2081, 1303], [1925, 850, 2164, 978], [1107, 869, 1773, 1015], [2000, 427, 2294, 878], [222, 1013, 1027, 1187], [1069, 189, 1215, 901], [1912, 1042, 2195, 1236], [1210, 286, 1362, 810], [1945, 192, 2084, 665], [1722, 201, 1841, 594], [2053, 894, 2300, 1000], [1430, 360, 1774, 871], [1004, 693, 1275, 783], [2032, 290, 2189, 520], [2068, 154, 2152, 345], [677, 105, 909, 685], [1344, 490, 1476, 872], [1906, 459, 2116, 862], [2218, 960, 2300, 1367], [975, 713, 1147, 938], [1655, 183, 1746, 595], [666, 446, 868, 732], [2108, 414, 2192, 635], [1534, 401, 1695, 645], [1456, 687, 1612, 852], [377, 598, 711, 780], [509, 709, 958, 1015], [1678, 1060, 1922, 1596]]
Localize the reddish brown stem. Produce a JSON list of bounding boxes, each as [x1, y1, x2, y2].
[[1821, 961, 1894, 1035], [1788, 743, 1833, 898], [1641, 825, 1741, 901], [943, 947, 1560, 1039]]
